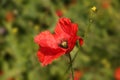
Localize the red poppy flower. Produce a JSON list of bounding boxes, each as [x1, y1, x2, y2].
[[115, 67, 120, 80], [74, 70, 83, 80], [101, 1, 110, 9], [7, 78, 15, 80], [56, 10, 63, 17], [5, 11, 14, 22], [34, 17, 83, 66], [0, 70, 3, 76]]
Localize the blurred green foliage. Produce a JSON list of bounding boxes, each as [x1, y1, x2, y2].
[[0, 0, 120, 80]]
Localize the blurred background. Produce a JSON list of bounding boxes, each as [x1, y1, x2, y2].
[[0, 0, 120, 80]]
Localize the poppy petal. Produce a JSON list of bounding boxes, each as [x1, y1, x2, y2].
[[115, 67, 120, 80], [55, 18, 70, 34], [71, 23, 78, 35], [34, 31, 58, 48], [55, 18, 78, 36], [37, 47, 66, 66]]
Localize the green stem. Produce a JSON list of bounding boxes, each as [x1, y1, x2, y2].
[[84, 10, 95, 39], [68, 53, 74, 80], [65, 50, 79, 74]]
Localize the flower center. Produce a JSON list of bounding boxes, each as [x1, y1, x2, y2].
[[59, 41, 68, 49]]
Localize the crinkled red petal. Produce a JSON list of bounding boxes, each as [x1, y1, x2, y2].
[[34, 31, 58, 48], [37, 47, 66, 66], [55, 17, 78, 36]]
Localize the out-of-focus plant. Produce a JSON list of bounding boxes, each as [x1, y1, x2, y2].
[[0, 0, 120, 80]]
